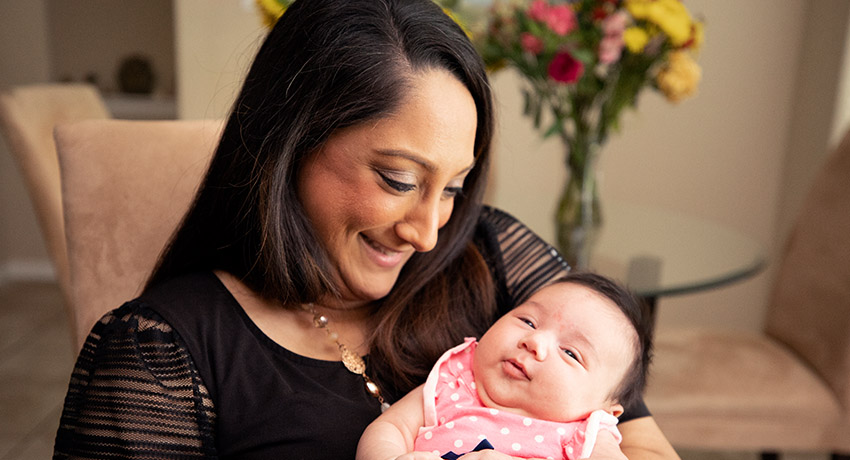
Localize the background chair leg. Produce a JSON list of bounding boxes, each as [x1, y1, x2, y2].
[[760, 453, 779, 460]]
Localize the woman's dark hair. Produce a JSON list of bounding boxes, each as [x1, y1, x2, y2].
[[147, 0, 495, 395], [553, 272, 653, 411]]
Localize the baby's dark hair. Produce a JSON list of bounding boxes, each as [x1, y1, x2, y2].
[[553, 272, 652, 411]]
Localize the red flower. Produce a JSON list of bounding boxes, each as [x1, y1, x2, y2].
[[548, 51, 584, 83]]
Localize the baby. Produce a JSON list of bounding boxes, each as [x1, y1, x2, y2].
[[356, 272, 651, 460]]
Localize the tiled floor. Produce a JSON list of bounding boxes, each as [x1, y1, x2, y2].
[[0, 280, 834, 460]]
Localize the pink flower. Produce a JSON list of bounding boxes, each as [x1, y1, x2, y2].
[[602, 10, 628, 35], [528, 0, 549, 22], [545, 4, 577, 36], [520, 32, 544, 55], [548, 51, 584, 83], [598, 35, 624, 64], [598, 11, 627, 64], [527, 0, 577, 36]]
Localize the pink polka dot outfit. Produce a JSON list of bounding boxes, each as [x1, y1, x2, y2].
[[413, 338, 621, 460]]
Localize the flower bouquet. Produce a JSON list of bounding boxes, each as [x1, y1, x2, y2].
[[471, 0, 704, 268]]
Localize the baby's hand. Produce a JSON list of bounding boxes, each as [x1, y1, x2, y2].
[[585, 429, 627, 460]]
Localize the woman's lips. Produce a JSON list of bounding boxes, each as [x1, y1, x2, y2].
[[360, 233, 405, 268]]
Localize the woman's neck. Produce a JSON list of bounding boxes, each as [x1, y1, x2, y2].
[[214, 270, 376, 358]]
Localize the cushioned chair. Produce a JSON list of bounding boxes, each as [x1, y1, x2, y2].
[[54, 119, 222, 350], [644, 128, 850, 458], [0, 84, 110, 320]]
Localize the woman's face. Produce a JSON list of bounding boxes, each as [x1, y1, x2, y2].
[[297, 69, 478, 307]]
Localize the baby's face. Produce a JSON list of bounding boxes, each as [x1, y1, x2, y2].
[[473, 282, 636, 422]]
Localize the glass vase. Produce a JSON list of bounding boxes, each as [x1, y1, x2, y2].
[[555, 144, 602, 270]]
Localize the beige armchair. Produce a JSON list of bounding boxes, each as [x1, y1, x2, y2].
[[645, 128, 850, 458], [54, 119, 222, 350], [0, 84, 110, 317]]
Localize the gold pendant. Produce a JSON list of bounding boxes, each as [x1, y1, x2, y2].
[[339, 345, 366, 374]]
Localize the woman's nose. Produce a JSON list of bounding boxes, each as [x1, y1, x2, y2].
[[520, 332, 548, 361], [395, 195, 450, 252]]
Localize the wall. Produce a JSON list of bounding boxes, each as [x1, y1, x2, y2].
[[46, 0, 175, 96], [173, 0, 266, 120]]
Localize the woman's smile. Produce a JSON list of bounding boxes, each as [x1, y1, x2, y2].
[[359, 233, 407, 268]]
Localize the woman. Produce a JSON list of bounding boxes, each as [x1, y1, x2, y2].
[[54, 1, 678, 459]]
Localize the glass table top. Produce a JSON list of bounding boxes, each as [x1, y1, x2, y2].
[[587, 201, 768, 298]]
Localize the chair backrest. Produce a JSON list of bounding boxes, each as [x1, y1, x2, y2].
[[55, 119, 222, 350], [765, 126, 850, 414], [0, 84, 110, 303]]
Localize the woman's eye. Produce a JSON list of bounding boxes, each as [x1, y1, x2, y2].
[[379, 172, 416, 192], [442, 186, 464, 199]]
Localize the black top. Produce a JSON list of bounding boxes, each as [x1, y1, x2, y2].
[[53, 207, 649, 459]]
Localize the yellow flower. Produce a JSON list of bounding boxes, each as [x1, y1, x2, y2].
[[691, 21, 705, 50], [624, 26, 650, 53], [656, 50, 701, 103], [256, 0, 287, 28], [625, 0, 693, 47]]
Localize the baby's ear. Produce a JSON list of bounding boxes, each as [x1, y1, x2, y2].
[[608, 403, 624, 418]]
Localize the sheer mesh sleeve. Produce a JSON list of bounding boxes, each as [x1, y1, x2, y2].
[[480, 207, 570, 305], [54, 302, 217, 459]]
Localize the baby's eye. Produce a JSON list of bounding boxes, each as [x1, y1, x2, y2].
[[563, 348, 579, 362], [519, 317, 535, 329]]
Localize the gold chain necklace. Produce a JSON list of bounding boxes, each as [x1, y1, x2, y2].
[[301, 303, 390, 412]]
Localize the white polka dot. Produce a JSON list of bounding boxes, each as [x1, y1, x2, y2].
[[455, 404, 463, 409], [489, 408, 499, 415], [454, 439, 464, 448], [535, 435, 544, 443], [469, 416, 478, 422], [450, 393, 460, 401], [512, 443, 521, 451], [523, 418, 533, 426], [500, 427, 510, 435], [448, 381, 456, 389], [578, 429, 585, 436], [470, 381, 476, 390], [433, 451, 441, 455], [458, 378, 465, 385], [424, 431, 433, 440], [557, 427, 566, 435], [478, 434, 486, 440], [446, 421, 455, 429], [440, 417, 446, 424], [457, 362, 464, 370], [567, 446, 574, 454], [441, 372, 449, 379], [547, 457, 555, 460]]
